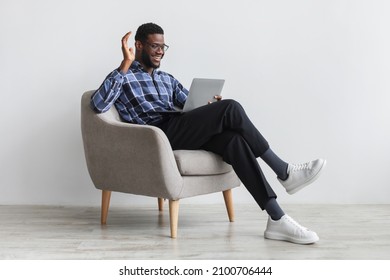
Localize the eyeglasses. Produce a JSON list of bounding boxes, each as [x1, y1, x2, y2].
[[144, 42, 169, 52]]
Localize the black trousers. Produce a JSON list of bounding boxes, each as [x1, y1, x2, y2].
[[156, 99, 277, 209]]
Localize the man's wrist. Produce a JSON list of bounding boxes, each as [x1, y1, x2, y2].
[[119, 59, 133, 74]]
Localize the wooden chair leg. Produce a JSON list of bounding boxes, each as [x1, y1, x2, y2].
[[223, 189, 234, 222], [101, 190, 111, 225], [169, 200, 180, 238], [158, 197, 164, 211]]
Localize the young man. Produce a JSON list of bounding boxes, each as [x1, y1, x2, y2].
[[91, 23, 326, 245]]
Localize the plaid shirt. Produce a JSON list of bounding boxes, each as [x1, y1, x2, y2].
[[90, 61, 188, 125]]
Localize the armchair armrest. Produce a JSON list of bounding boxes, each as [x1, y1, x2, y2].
[[81, 91, 183, 199]]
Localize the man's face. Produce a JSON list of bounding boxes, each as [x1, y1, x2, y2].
[[140, 34, 166, 69]]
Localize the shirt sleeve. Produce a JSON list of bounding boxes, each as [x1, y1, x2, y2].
[[170, 75, 189, 108], [90, 69, 125, 113]]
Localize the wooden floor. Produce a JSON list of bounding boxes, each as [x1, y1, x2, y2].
[[1, 204, 389, 260]]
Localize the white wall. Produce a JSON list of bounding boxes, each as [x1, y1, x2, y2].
[[1, 0, 389, 206]]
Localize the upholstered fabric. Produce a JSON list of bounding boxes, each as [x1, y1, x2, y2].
[[81, 90, 240, 200], [173, 150, 232, 175]]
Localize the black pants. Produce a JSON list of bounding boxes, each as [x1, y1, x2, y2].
[[156, 99, 277, 209]]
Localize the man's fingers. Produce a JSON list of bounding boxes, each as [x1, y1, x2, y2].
[[122, 31, 132, 39], [208, 95, 223, 105], [121, 31, 132, 45]]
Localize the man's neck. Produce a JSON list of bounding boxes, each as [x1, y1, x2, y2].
[[135, 59, 154, 75]]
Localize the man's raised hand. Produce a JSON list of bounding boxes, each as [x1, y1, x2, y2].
[[119, 31, 135, 74]]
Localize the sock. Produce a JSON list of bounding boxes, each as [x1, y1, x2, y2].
[[265, 198, 285, 221], [260, 148, 289, 180]]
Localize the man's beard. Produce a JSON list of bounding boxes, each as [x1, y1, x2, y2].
[[141, 49, 162, 69]]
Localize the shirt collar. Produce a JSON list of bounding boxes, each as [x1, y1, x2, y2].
[[130, 60, 144, 71], [131, 60, 161, 76]]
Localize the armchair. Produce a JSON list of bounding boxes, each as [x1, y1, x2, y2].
[[81, 90, 240, 238]]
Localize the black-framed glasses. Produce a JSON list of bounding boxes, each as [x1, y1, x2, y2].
[[144, 42, 169, 52]]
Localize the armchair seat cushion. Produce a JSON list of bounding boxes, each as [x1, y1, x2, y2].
[[173, 150, 232, 175]]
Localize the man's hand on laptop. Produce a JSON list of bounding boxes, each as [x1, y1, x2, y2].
[[208, 95, 222, 104], [214, 95, 222, 101]]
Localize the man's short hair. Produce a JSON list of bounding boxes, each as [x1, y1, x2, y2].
[[135, 23, 164, 42]]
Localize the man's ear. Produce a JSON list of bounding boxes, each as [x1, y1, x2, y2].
[[135, 40, 143, 50]]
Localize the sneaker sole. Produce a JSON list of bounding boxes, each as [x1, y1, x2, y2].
[[286, 159, 327, 195], [264, 231, 319, 245]]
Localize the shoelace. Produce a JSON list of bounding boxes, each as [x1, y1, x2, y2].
[[289, 162, 310, 172], [285, 215, 308, 233]]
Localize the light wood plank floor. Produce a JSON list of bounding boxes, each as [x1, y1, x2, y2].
[[0, 204, 389, 259]]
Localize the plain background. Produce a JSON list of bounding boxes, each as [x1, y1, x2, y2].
[[1, 0, 389, 207]]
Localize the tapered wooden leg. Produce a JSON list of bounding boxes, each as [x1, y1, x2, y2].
[[223, 189, 234, 222], [101, 190, 111, 225], [169, 200, 180, 238], [158, 198, 164, 211]]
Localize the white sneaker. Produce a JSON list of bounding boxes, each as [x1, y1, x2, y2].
[[278, 159, 326, 194], [264, 215, 319, 244]]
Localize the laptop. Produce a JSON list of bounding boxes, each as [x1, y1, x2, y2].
[[178, 78, 225, 112]]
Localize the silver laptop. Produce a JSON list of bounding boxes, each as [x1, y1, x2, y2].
[[179, 78, 225, 112]]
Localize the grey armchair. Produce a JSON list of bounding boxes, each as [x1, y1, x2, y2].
[[81, 90, 240, 238]]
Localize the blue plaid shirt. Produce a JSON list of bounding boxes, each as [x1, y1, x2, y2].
[[90, 61, 189, 125]]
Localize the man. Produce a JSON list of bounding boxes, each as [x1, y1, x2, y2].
[[91, 23, 326, 245]]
